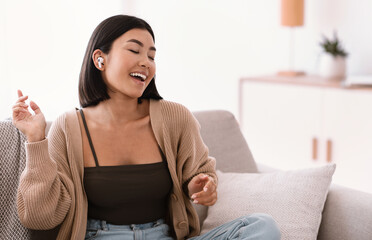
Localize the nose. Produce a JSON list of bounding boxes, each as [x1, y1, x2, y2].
[[139, 54, 150, 69]]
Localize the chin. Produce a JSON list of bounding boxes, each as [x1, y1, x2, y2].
[[130, 91, 146, 100]]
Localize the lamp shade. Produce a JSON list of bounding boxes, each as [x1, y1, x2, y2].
[[281, 0, 304, 26]]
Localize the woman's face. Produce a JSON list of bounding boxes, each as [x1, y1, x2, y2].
[[100, 28, 156, 100]]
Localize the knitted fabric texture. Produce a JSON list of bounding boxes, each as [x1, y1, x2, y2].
[[0, 120, 31, 240]]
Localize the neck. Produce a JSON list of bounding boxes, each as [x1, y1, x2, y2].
[[94, 96, 148, 125]]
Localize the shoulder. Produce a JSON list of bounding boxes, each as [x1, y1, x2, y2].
[[150, 100, 201, 140], [152, 99, 197, 126], [49, 108, 79, 134]]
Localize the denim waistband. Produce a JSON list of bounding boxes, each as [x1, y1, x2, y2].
[[86, 218, 165, 231]]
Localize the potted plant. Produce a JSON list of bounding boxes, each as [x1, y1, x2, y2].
[[318, 31, 348, 79]]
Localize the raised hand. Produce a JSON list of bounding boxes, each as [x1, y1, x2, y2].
[[12, 90, 46, 142], [188, 174, 217, 206]]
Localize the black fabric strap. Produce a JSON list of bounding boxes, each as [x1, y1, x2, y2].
[[158, 146, 167, 163], [79, 109, 100, 167]]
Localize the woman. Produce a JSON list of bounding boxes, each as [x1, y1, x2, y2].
[[12, 15, 280, 239]]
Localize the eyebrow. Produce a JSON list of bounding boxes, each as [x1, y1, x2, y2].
[[127, 39, 156, 51]]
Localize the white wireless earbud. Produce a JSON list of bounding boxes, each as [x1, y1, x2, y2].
[[97, 57, 103, 68]]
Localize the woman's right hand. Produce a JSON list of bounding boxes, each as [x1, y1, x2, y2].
[[12, 90, 46, 142]]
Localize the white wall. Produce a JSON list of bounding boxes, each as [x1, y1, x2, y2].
[[1, 0, 125, 120], [0, 1, 8, 119], [1, 0, 372, 120], [130, 0, 372, 117]]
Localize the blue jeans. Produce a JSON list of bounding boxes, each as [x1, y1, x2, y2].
[[85, 218, 173, 240], [85, 213, 281, 239]]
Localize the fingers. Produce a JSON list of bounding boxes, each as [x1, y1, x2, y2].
[[12, 105, 30, 120], [17, 89, 23, 98], [30, 101, 41, 114], [12, 106, 29, 114], [13, 90, 29, 119], [191, 177, 217, 206], [202, 178, 216, 192], [191, 190, 217, 206], [194, 174, 209, 184], [14, 90, 41, 114], [13, 102, 29, 109], [16, 89, 28, 104], [12, 106, 29, 121], [191, 183, 216, 200], [202, 196, 218, 206], [16, 95, 28, 103], [12, 102, 29, 114], [190, 175, 216, 196]]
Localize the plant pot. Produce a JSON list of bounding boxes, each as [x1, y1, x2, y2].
[[318, 54, 346, 79]]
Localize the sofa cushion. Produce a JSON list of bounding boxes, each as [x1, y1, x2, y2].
[[201, 164, 336, 240]]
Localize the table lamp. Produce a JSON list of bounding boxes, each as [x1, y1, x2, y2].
[[278, 0, 305, 76]]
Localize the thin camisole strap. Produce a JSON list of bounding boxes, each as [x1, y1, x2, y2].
[[79, 109, 100, 167], [158, 146, 167, 163]]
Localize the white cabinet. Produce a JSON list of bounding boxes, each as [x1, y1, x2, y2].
[[240, 76, 372, 193], [322, 89, 372, 192]]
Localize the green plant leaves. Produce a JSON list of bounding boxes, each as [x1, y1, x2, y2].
[[319, 31, 348, 57]]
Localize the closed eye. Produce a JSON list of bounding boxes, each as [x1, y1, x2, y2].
[[129, 49, 154, 61]]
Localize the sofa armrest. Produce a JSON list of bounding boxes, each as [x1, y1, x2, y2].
[[317, 184, 372, 240], [257, 162, 372, 239]]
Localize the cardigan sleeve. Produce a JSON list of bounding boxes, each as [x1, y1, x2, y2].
[[17, 114, 73, 230], [175, 107, 217, 198]]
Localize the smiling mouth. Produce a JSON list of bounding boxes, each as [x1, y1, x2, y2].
[[129, 72, 147, 82]]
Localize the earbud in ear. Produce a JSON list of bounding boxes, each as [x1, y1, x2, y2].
[[97, 57, 104, 68]]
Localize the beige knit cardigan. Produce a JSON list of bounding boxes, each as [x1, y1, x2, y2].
[[17, 99, 217, 240]]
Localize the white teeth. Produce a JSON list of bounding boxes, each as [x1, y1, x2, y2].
[[130, 72, 147, 81]]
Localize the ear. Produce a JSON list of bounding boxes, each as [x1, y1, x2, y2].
[[92, 49, 106, 70]]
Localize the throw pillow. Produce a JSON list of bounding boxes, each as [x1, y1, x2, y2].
[[201, 164, 336, 240]]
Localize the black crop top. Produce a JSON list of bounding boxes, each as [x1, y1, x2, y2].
[[80, 109, 173, 225]]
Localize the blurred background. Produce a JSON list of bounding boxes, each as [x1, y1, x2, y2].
[[2, 0, 372, 193], [1, 0, 372, 120]]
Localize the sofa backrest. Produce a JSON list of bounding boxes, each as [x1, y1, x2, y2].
[[192, 110, 258, 173]]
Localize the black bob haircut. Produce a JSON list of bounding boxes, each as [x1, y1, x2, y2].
[[78, 15, 163, 108]]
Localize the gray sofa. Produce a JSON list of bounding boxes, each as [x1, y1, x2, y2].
[[1, 110, 372, 239], [194, 110, 372, 240]]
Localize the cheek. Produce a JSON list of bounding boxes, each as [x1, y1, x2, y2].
[[150, 63, 156, 77], [106, 57, 126, 74], [146, 65, 156, 86]]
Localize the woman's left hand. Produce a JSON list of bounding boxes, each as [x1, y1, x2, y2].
[[187, 174, 217, 206]]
